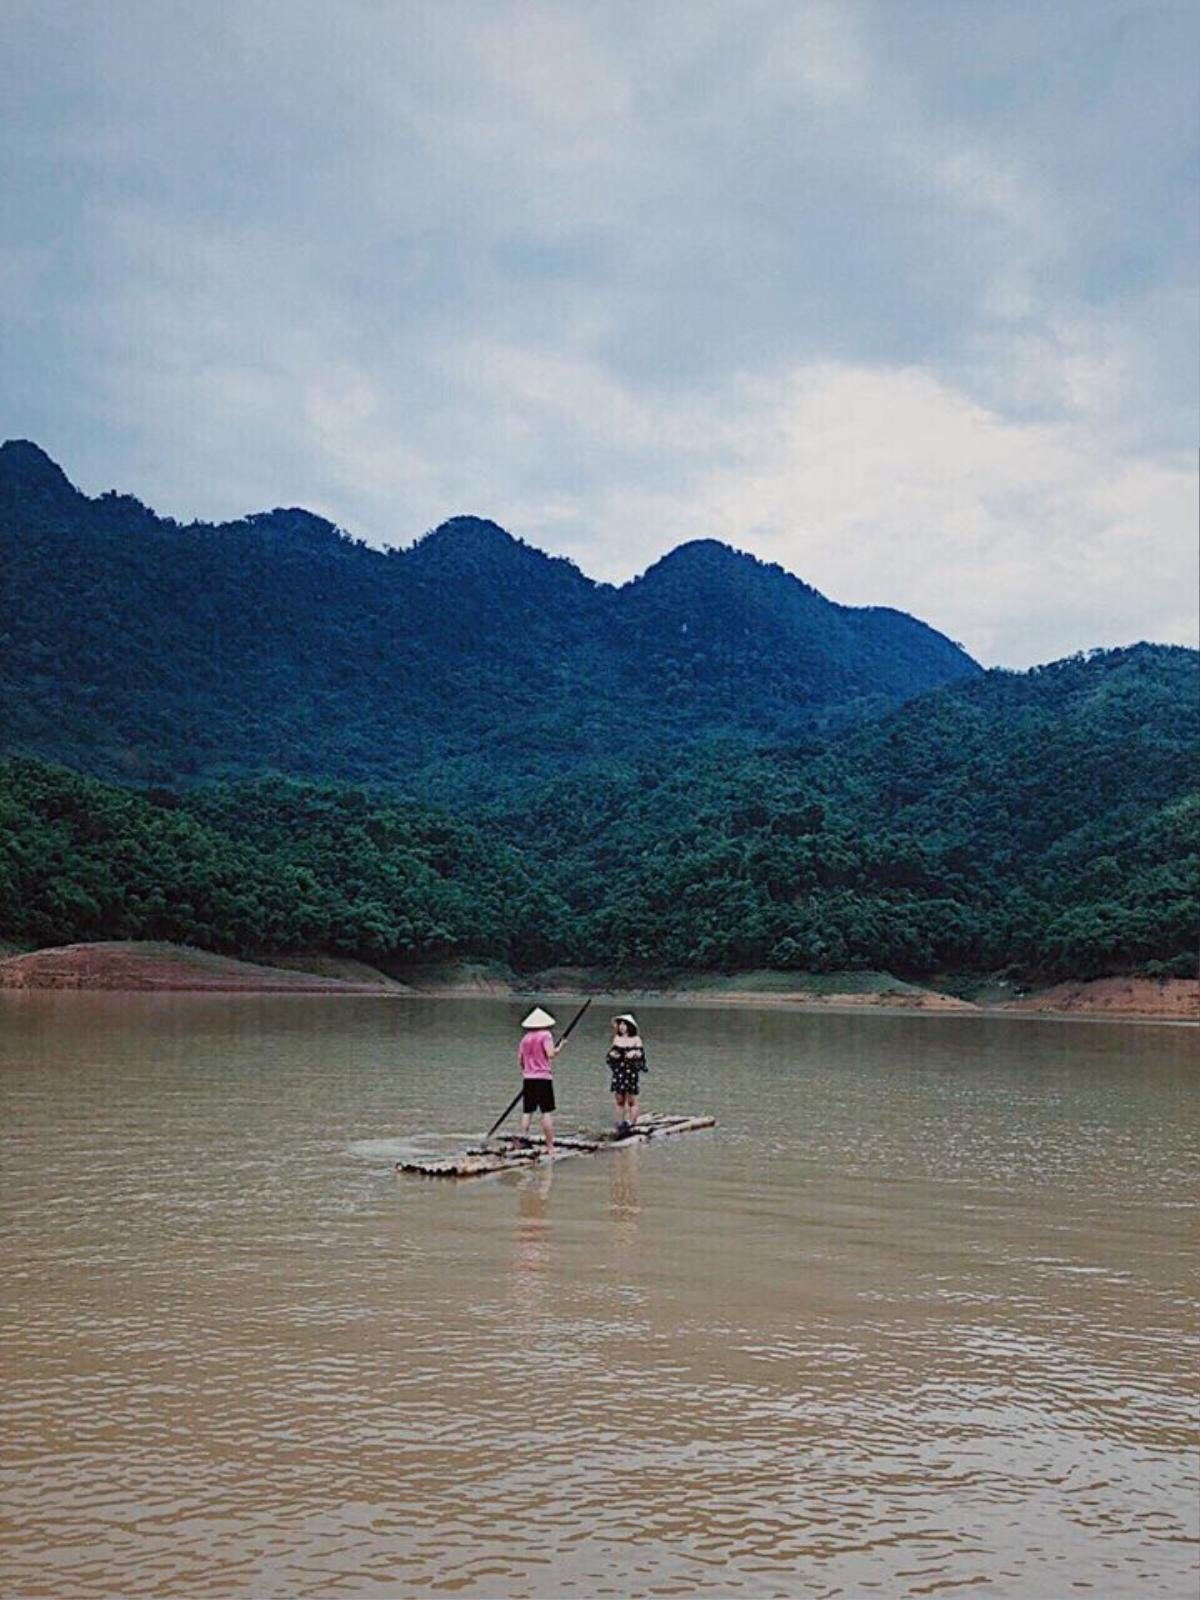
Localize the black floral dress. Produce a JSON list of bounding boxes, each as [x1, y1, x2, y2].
[[607, 1041, 647, 1097]]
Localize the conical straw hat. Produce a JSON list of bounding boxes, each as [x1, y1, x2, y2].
[[521, 1007, 556, 1029]]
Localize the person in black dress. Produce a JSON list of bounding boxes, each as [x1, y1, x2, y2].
[[607, 1013, 647, 1136]]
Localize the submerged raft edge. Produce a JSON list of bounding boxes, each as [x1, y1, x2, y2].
[[396, 1112, 716, 1178]]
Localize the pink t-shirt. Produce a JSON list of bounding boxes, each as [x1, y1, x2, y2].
[[519, 1029, 554, 1079]]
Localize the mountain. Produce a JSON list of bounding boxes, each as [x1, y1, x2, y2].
[[488, 643, 1198, 978], [0, 441, 979, 792], [620, 539, 973, 727], [0, 442, 1193, 982], [2, 645, 1194, 981]]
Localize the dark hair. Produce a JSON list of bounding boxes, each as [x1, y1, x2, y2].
[[615, 1018, 635, 1037]]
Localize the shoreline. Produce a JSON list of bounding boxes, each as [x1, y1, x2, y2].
[[387, 985, 1200, 1027], [1, 942, 1195, 1024]]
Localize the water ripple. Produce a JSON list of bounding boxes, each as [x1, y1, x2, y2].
[[2, 996, 1197, 1597]]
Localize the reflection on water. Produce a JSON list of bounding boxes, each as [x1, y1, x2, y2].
[[514, 1166, 555, 1284], [1, 993, 1197, 1598], [609, 1146, 642, 1247]]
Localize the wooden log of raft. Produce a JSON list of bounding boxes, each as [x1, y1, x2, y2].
[[396, 1112, 716, 1178]]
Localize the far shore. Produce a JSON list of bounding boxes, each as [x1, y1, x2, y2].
[[0, 941, 1195, 1024]]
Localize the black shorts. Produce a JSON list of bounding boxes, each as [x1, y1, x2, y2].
[[522, 1078, 556, 1114]]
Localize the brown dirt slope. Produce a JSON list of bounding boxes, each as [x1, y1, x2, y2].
[[2, 944, 1195, 1018], [789, 988, 974, 1011], [0, 941, 396, 993], [385, 961, 515, 995], [260, 953, 408, 988], [1003, 977, 1198, 1021]]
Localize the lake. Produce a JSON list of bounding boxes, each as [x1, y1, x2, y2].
[[2, 995, 1197, 1598]]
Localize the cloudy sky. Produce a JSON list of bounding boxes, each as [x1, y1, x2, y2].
[[2, 0, 1196, 665]]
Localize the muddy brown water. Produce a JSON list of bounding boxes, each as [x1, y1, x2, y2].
[[2, 995, 1197, 1598]]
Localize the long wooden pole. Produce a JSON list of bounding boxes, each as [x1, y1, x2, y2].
[[483, 998, 592, 1140]]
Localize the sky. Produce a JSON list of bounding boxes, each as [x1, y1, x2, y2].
[[1, 0, 1196, 667]]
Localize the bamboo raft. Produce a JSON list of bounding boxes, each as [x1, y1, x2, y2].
[[396, 1112, 716, 1178]]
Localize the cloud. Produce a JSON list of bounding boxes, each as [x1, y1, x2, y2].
[[416, 346, 1193, 666], [596, 362, 1196, 667], [0, 0, 1195, 666]]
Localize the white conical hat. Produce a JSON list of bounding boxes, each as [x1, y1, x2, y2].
[[521, 1007, 556, 1029], [612, 1013, 638, 1028]]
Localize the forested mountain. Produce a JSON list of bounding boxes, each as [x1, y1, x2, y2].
[[491, 645, 1198, 978], [2, 440, 1194, 984], [0, 440, 978, 792], [3, 646, 1195, 980]]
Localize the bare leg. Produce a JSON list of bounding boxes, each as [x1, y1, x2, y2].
[[627, 1093, 639, 1127], [614, 1094, 626, 1129], [542, 1112, 555, 1156], [519, 1109, 532, 1141]]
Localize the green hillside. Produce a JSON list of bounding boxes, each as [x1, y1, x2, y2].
[[2, 646, 1195, 981], [0, 439, 978, 792]]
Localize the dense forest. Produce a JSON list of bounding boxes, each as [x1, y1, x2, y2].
[[1, 440, 1194, 984], [3, 645, 1195, 981], [0, 439, 977, 798]]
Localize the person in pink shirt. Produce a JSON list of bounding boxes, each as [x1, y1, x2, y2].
[[517, 1006, 565, 1155]]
